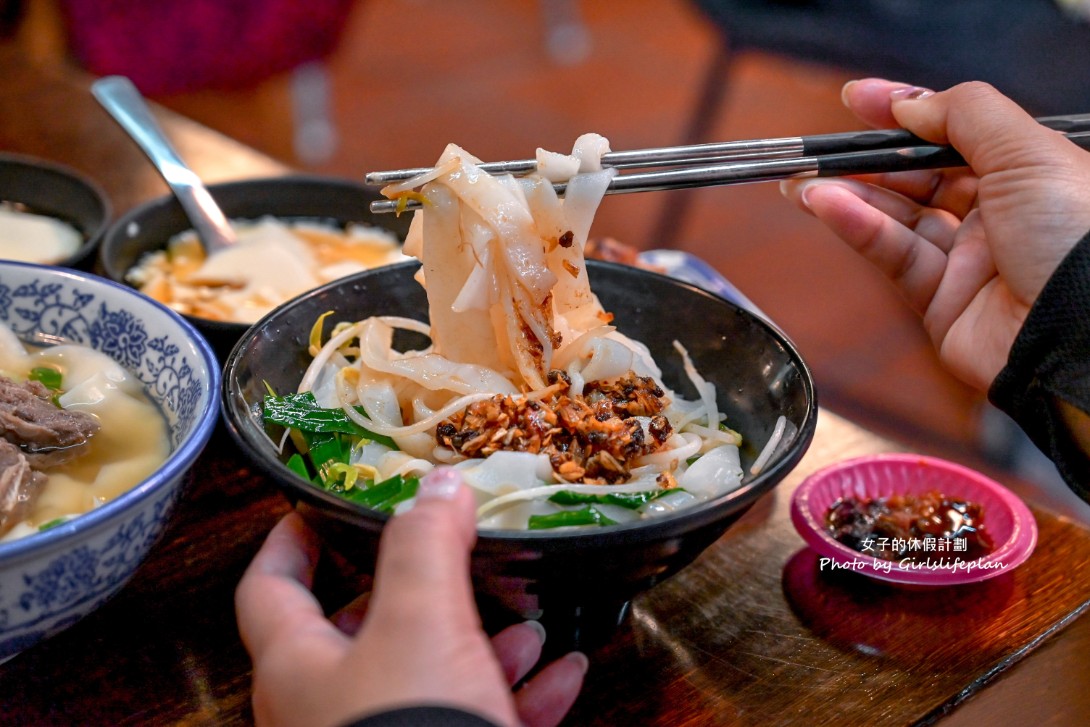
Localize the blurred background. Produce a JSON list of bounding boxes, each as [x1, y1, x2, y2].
[[5, 0, 1090, 518]]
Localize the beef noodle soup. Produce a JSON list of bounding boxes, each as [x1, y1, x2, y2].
[[0, 323, 170, 541]]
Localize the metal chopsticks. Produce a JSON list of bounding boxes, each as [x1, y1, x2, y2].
[[366, 114, 1090, 214]]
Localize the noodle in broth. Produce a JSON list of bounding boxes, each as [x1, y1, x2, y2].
[[0, 324, 170, 541]]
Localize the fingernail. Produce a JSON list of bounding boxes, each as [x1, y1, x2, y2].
[[417, 466, 462, 500], [840, 79, 858, 108], [890, 86, 934, 101], [565, 651, 590, 675], [799, 181, 817, 210], [779, 179, 812, 209], [522, 620, 546, 645], [791, 179, 821, 210]]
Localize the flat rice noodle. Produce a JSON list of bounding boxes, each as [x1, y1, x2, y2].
[[603, 331, 663, 380], [351, 440, 394, 469], [526, 168, 613, 338], [635, 431, 702, 468], [357, 317, 517, 396], [678, 444, 743, 499], [454, 450, 553, 495], [301, 358, 345, 408], [449, 223, 495, 313], [520, 176, 567, 248], [550, 168, 614, 315], [402, 212, 423, 260], [418, 172, 556, 389], [495, 273, 551, 390], [352, 379, 441, 457], [568, 336, 634, 383], [436, 147, 555, 303], [534, 148, 580, 183], [418, 183, 508, 375], [385, 452, 435, 478], [572, 132, 611, 172], [408, 142, 618, 391], [639, 489, 698, 516], [551, 325, 615, 371]]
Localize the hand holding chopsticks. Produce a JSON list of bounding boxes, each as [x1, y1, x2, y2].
[[365, 114, 1090, 214]]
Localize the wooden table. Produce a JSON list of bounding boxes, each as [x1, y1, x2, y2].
[[2, 47, 1090, 726]]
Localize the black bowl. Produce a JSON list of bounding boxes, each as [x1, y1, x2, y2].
[[222, 260, 817, 647], [98, 175, 412, 359], [0, 153, 111, 270]]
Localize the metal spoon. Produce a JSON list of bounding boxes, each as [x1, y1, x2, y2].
[[91, 75, 236, 255]]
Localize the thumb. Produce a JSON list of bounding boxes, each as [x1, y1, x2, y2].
[[363, 467, 482, 633], [889, 81, 1068, 175], [892, 80, 1090, 284]]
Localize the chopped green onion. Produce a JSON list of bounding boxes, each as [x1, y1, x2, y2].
[[285, 453, 311, 480], [306, 431, 354, 479], [38, 517, 68, 531], [29, 366, 63, 391], [263, 392, 397, 449], [329, 474, 419, 514], [528, 505, 618, 530], [547, 489, 679, 510]]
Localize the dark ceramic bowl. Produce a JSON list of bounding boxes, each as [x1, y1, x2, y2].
[[0, 153, 111, 270], [222, 260, 817, 647], [98, 175, 412, 358]]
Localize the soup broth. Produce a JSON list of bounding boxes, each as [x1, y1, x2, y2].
[[0, 327, 170, 542]]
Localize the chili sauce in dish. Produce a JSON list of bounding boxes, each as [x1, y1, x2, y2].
[[825, 490, 994, 562]]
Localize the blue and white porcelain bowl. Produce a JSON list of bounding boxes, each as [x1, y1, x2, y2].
[[0, 262, 220, 662]]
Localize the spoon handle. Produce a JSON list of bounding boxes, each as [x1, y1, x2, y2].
[[91, 76, 236, 254]]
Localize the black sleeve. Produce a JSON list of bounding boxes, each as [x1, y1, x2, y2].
[[341, 705, 502, 727], [989, 230, 1090, 501]]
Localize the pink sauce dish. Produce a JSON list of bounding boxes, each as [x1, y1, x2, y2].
[[790, 454, 1038, 587]]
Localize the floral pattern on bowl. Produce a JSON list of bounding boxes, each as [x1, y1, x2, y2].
[[0, 262, 219, 662]]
